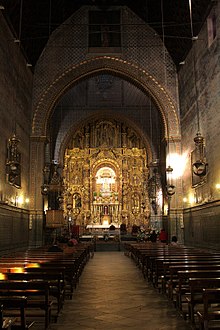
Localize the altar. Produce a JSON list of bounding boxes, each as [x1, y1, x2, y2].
[[86, 223, 120, 240], [86, 224, 120, 230], [63, 145, 151, 230]]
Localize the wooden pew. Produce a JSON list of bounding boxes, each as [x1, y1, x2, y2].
[[176, 271, 220, 315], [162, 260, 220, 293], [126, 242, 220, 328], [184, 277, 220, 324], [0, 296, 35, 330], [126, 242, 220, 285], [0, 242, 92, 301], [0, 303, 17, 330], [166, 264, 220, 300], [25, 266, 66, 306], [6, 272, 65, 319], [0, 280, 53, 329], [197, 288, 220, 330], [39, 258, 86, 298], [153, 255, 220, 289]]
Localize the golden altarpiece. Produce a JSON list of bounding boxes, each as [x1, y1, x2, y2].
[[62, 120, 153, 230]]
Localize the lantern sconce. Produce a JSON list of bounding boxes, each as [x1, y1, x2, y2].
[[166, 165, 175, 197], [188, 1, 208, 178], [41, 164, 50, 195], [167, 184, 176, 196], [192, 132, 207, 177]]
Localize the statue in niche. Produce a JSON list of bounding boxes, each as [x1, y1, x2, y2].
[[73, 175, 79, 185], [96, 122, 115, 147], [73, 193, 81, 208], [104, 205, 109, 215], [50, 164, 61, 185], [127, 128, 139, 148], [101, 21, 110, 47], [132, 174, 140, 186], [132, 193, 140, 212], [73, 131, 84, 148]]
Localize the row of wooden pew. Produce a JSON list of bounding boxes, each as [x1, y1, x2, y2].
[[125, 242, 220, 330], [0, 242, 94, 329]]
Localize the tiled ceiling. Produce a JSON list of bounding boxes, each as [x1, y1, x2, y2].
[[1, 0, 212, 66]]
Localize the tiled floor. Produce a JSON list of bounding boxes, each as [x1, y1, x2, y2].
[[41, 251, 192, 330]]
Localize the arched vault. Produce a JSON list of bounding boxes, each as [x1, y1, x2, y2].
[[32, 56, 180, 140]]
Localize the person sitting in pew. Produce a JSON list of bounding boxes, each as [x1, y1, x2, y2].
[[159, 228, 168, 243], [170, 236, 179, 246], [69, 236, 78, 246], [149, 230, 157, 243], [63, 240, 77, 254], [47, 240, 63, 252]]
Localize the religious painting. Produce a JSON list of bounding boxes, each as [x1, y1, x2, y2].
[[88, 10, 121, 48]]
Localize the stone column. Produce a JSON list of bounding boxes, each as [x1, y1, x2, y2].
[[167, 137, 184, 243], [29, 136, 47, 247]]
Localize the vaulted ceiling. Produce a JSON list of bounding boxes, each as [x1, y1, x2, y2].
[[2, 0, 212, 67]]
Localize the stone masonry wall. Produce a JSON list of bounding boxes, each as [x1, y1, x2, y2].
[[178, 2, 220, 248], [0, 12, 33, 249], [32, 6, 179, 119]]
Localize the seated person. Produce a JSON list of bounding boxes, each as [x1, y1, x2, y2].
[[63, 240, 77, 254], [159, 228, 168, 243], [69, 237, 78, 245], [170, 235, 179, 246], [149, 230, 157, 242], [109, 224, 116, 231], [47, 240, 63, 252]]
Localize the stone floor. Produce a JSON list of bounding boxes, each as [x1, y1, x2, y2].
[[35, 251, 192, 330]]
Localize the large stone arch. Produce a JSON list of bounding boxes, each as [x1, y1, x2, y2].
[[32, 56, 180, 139], [30, 56, 181, 214]]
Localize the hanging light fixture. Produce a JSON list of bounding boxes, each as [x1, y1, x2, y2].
[[192, 133, 207, 176], [148, 96, 163, 214], [160, 0, 175, 196], [41, 164, 50, 195], [189, 0, 207, 177], [166, 165, 175, 196]]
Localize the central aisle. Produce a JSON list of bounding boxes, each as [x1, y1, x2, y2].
[[50, 252, 190, 330]]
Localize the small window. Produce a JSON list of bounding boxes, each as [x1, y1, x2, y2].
[[207, 14, 217, 47], [89, 10, 121, 48]]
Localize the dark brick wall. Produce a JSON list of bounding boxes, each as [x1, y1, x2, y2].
[[0, 204, 29, 252], [179, 3, 220, 248], [0, 12, 33, 251], [184, 201, 220, 250]]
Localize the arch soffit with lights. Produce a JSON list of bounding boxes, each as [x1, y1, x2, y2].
[[32, 57, 180, 140]]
